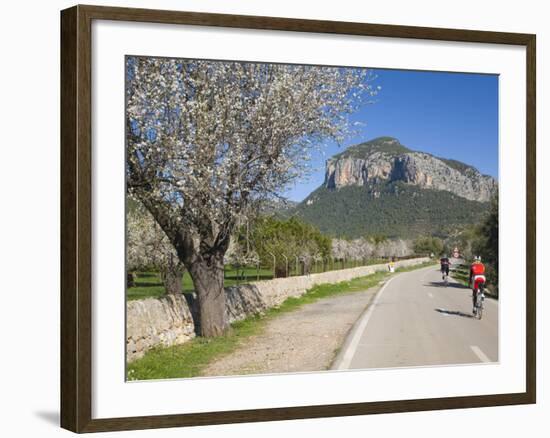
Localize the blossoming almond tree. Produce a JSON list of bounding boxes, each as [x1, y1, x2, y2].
[[126, 56, 376, 336], [332, 237, 412, 262], [127, 199, 185, 294]]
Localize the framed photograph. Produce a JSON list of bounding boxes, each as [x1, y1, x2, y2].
[[60, 4, 536, 433]]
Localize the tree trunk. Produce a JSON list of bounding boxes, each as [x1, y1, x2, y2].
[[300, 260, 311, 276], [127, 272, 135, 288], [275, 265, 287, 278], [162, 264, 184, 295], [188, 257, 228, 337]]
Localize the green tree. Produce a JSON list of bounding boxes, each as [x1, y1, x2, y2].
[[366, 234, 388, 246], [244, 217, 331, 277], [448, 195, 498, 295], [413, 236, 444, 256], [474, 195, 499, 295]]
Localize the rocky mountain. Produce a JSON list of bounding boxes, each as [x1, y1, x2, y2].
[[324, 137, 497, 202], [289, 137, 497, 239]]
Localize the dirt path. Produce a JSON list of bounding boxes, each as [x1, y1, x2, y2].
[[201, 284, 382, 377]]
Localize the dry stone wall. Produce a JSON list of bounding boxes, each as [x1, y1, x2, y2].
[[127, 257, 430, 361], [126, 293, 195, 361]]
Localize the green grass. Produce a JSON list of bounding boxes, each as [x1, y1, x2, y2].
[[127, 267, 275, 301], [451, 264, 470, 287], [127, 261, 435, 381], [126, 316, 263, 381], [127, 258, 393, 301]]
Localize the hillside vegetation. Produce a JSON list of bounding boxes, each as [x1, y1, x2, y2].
[[290, 182, 490, 239], [332, 136, 412, 159]]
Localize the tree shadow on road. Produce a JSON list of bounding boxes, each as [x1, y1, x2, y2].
[[434, 308, 474, 318]]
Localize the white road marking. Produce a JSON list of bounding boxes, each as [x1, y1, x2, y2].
[[335, 276, 397, 370], [470, 345, 491, 363], [428, 292, 434, 299]]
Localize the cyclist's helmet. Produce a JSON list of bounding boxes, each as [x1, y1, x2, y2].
[[474, 256, 481, 261]]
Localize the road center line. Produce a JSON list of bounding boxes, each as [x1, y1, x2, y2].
[[334, 275, 397, 370], [470, 345, 491, 363]]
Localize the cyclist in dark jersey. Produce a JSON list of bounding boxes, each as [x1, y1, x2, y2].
[[440, 255, 450, 280]]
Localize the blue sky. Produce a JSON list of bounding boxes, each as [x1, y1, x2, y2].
[[284, 68, 499, 202]]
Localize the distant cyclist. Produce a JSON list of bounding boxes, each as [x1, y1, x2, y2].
[[469, 256, 486, 314], [440, 255, 450, 280]]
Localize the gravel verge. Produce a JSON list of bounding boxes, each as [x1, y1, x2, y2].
[[201, 284, 382, 377]]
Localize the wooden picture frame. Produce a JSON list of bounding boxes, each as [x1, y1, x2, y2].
[[61, 4, 536, 433]]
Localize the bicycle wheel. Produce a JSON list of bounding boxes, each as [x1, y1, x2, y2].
[[475, 292, 483, 320]]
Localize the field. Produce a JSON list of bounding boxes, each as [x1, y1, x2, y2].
[[127, 259, 391, 300]]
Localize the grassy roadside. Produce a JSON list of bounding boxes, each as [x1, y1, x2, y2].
[[127, 261, 436, 381], [450, 265, 470, 287]]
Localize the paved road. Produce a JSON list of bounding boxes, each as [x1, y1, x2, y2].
[[334, 264, 498, 370]]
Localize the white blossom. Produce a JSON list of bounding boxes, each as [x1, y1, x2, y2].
[[126, 57, 377, 257], [332, 238, 412, 260], [126, 199, 182, 274]]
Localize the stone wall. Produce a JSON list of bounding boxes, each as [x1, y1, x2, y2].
[[127, 257, 430, 361], [225, 256, 429, 322], [126, 293, 195, 362]]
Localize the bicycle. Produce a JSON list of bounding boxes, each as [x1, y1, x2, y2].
[[441, 266, 450, 287], [473, 283, 485, 320]]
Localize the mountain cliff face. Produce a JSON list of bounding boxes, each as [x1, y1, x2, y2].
[[324, 137, 497, 202], [288, 137, 498, 239]]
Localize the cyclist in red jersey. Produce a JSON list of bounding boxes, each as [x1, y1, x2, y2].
[[469, 256, 486, 314]]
